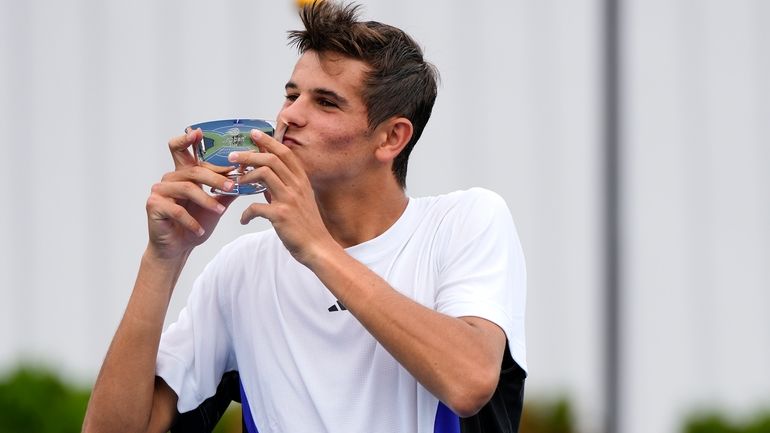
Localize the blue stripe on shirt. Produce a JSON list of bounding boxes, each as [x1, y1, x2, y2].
[[239, 380, 260, 433], [434, 401, 460, 433]]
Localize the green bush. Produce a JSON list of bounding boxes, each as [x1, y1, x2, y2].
[[0, 367, 90, 433], [683, 410, 770, 433], [520, 397, 577, 433], [0, 364, 246, 433]]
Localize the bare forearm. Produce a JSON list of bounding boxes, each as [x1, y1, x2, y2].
[[306, 245, 504, 416], [83, 247, 187, 433]]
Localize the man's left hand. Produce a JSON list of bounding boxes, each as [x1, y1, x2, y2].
[[228, 129, 336, 265]]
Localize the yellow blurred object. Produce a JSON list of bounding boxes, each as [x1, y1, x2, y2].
[[295, 0, 322, 9]]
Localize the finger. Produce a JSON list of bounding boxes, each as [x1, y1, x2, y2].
[[231, 160, 290, 198], [228, 152, 296, 193], [200, 161, 237, 175], [263, 189, 273, 204], [215, 193, 238, 209], [240, 202, 274, 225], [147, 195, 206, 237], [168, 128, 203, 169], [151, 181, 227, 215], [272, 119, 288, 145], [250, 129, 305, 176], [162, 165, 235, 193]]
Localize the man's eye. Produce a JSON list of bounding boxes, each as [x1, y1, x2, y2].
[[318, 99, 337, 108], [285, 94, 299, 102]]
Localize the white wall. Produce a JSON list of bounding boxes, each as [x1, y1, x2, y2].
[[623, 1, 770, 433], [0, 1, 767, 432]]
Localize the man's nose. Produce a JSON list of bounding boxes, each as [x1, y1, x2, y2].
[[278, 96, 308, 128]]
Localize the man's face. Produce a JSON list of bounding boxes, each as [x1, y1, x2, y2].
[[276, 50, 380, 188]]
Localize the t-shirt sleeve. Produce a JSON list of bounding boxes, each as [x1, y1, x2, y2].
[[434, 188, 527, 371], [156, 247, 238, 413]]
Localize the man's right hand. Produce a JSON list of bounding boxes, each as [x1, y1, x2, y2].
[[145, 128, 237, 259]]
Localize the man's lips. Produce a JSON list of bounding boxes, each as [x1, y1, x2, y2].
[[282, 135, 301, 146]]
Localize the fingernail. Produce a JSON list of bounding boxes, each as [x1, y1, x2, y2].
[[228, 152, 238, 162], [252, 129, 263, 138], [197, 227, 205, 237], [223, 180, 234, 191], [216, 204, 226, 214]]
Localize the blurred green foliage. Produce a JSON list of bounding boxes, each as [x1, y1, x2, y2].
[[520, 397, 577, 433], [0, 366, 90, 433], [683, 410, 770, 433], [0, 364, 245, 433]]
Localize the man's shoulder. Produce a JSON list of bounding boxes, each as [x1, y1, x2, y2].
[[445, 187, 505, 203], [415, 187, 509, 218], [417, 187, 505, 204]]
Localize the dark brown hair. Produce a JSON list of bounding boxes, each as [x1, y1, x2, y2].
[[288, 1, 439, 188]]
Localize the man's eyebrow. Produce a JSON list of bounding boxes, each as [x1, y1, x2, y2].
[[284, 82, 350, 108], [314, 88, 350, 107]]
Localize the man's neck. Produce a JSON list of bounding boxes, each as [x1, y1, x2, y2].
[[314, 178, 408, 249]]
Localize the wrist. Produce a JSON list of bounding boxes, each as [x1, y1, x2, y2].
[[145, 242, 193, 265], [123, 246, 191, 323], [299, 237, 346, 272], [301, 240, 380, 312], [138, 245, 190, 290]]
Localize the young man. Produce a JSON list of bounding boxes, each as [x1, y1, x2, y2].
[[83, 2, 527, 432]]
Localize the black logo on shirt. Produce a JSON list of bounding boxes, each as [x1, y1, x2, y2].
[[328, 300, 347, 312]]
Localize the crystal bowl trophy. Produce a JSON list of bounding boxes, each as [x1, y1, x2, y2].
[[189, 119, 276, 195]]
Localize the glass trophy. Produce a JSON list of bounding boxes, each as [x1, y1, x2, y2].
[[189, 118, 275, 195]]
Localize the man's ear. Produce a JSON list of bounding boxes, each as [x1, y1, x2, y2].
[[374, 117, 413, 163]]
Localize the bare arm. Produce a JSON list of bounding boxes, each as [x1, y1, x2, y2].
[[82, 130, 236, 433], [83, 251, 183, 433]]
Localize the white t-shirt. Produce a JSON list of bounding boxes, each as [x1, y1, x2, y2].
[[157, 187, 527, 433]]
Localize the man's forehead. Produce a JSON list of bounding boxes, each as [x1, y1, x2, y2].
[[289, 51, 368, 93]]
